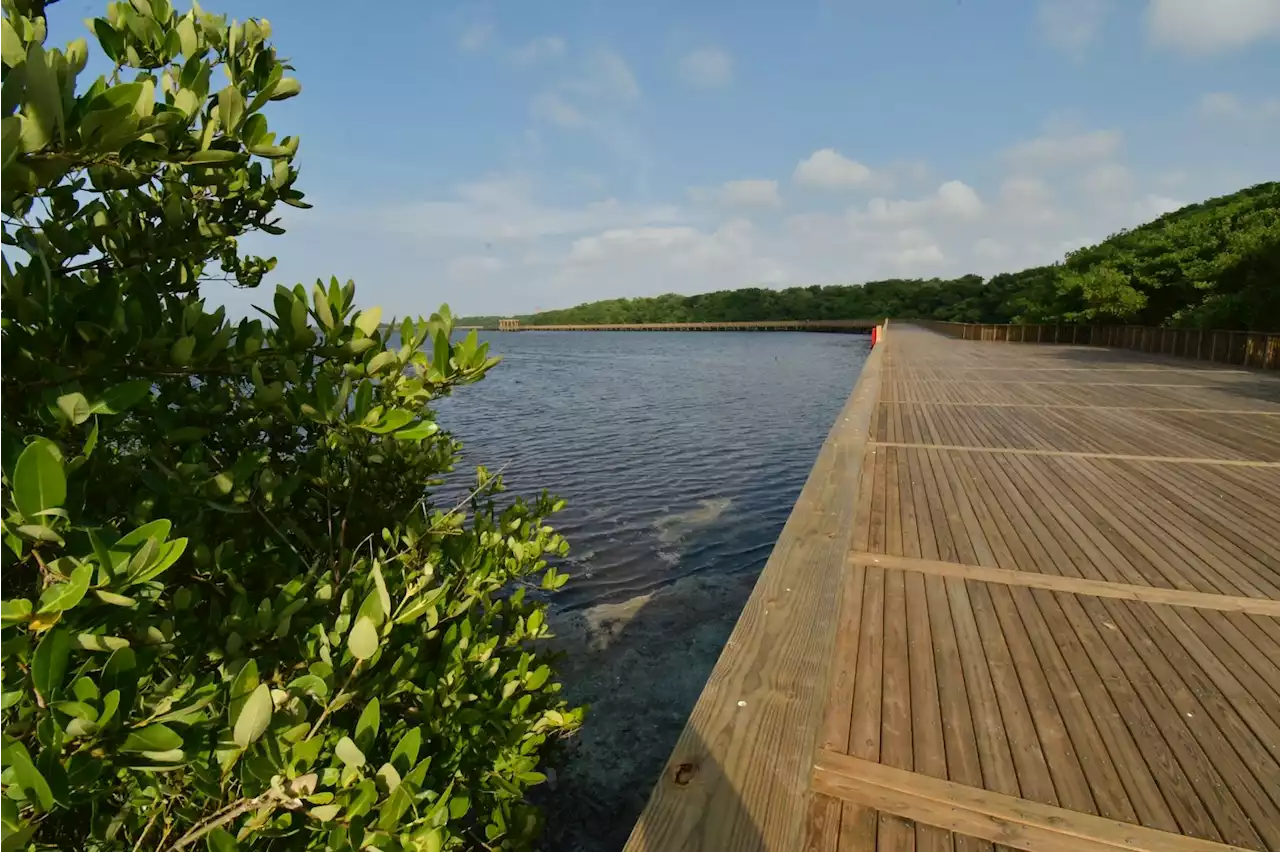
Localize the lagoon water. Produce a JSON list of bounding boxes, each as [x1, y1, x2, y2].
[[435, 330, 868, 850], [437, 330, 869, 609]]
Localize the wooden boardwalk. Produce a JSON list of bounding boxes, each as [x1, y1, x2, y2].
[[626, 324, 1280, 852], [516, 320, 877, 332]]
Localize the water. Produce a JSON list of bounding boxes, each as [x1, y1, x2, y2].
[[436, 330, 869, 611], [434, 330, 868, 850]]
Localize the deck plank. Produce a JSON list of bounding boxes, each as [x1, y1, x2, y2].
[[634, 324, 1280, 851]]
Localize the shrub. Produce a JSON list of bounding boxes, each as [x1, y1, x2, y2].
[[0, 1, 582, 849]]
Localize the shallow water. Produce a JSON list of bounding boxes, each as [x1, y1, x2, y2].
[[437, 330, 869, 610], [434, 330, 867, 850]]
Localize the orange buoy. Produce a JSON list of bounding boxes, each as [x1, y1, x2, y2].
[[871, 325, 879, 347]]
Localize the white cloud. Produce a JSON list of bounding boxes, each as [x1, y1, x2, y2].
[[793, 148, 874, 190], [448, 255, 505, 282], [1038, 0, 1110, 54], [690, 179, 781, 208], [860, 180, 985, 225], [1147, 0, 1280, 55], [528, 49, 642, 141], [531, 91, 587, 128], [998, 176, 1059, 224], [569, 50, 640, 101], [556, 219, 789, 296], [1082, 162, 1135, 197], [1003, 129, 1122, 169], [678, 48, 734, 88], [1131, 194, 1184, 220], [1196, 91, 1280, 119], [974, 237, 1011, 262], [379, 173, 686, 244], [512, 36, 566, 64], [458, 21, 493, 52]]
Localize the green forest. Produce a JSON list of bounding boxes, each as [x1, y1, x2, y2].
[[463, 181, 1279, 331]]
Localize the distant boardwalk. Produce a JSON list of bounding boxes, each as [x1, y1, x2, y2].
[[626, 323, 1280, 852], [518, 319, 878, 332]]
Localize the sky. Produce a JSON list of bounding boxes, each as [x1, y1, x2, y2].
[[50, 0, 1280, 317]]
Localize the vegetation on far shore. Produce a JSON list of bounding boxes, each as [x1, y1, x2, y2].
[[2, 1, 579, 849], [462, 181, 1280, 332]]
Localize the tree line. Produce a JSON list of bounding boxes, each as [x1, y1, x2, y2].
[[463, 181, 1279, 331]]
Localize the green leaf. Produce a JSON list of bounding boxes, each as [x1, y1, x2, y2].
[[0, 599, 32, 626], [392, 420, 440, 441], [2, 116, 22, 171], [52, 700, 97, 722], [95, 379, 152, 414], [354, 698, 380, 751], [13, 439, 65, 519], [184, 149, 240, 165], [433, 328, 450, 374], [1, 823, 36, 851], [4, 741, 53, 812], [205, 827, 238, 852], [347, 617, 378, 660], [97, 690, 121, 728], [312, 283, 334, 329], [121, 724, 183, 752], [335, 735, 364, 767], [114, 519, 172, 551], [0, 18, 24, 67], [309, 804, 340, 822], [173, 87, 200, 117], [352, 380, 372, 421], [56, 392, 92, 425], [286, 674, 327, 699], [32, 628, 71, 702], [233, 684, 272, 748], [394, 587, 442, 625], [524, 665, 551, 691], [378, 781, 414, 831], [363, 409, 413, 434], [269, 77, 302, 100], [228, 659, 260, 722], [371, 562, 391, 623], [365, 350, 396, 375], [37, 562, 93, 614], [93, 590, 137, 607], [176, 15, 198, 56], [389, 728, 421, 774], [353, 306, 381, 337], [217, 85, 244, 131], [170, 335, 196, 366], [75, 634, 130, 652], [82, 417, 99, 458], [23, 42, 61, 150], [129, 537, 188, 583]]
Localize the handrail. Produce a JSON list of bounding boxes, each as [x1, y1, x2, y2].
[[914, 321, 1280, 370]]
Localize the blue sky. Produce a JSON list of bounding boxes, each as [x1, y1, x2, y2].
[[51, 0, 1280, 316]]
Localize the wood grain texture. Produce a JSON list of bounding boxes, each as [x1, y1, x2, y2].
[[808, 326, 1280, 852], [866, 442, 1280, 466], [849, 553, 1280, 617], [811, 751, 1258, 852], [623, 342, 885, 852]]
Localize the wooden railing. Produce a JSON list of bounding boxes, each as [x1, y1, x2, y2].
[[915, 321, 1280, 370], [520, 319, 879, 332]]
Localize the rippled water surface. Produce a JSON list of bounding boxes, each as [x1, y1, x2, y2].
[[437, 330, 869, 610]]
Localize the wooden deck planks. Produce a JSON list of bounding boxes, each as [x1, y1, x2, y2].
[[810, 326, 1280, 852], [633, 323, 1279, 851]]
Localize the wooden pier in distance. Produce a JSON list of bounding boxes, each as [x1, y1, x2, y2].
[[501, 319, 878, 332], [625, 323, 1280, 852]]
